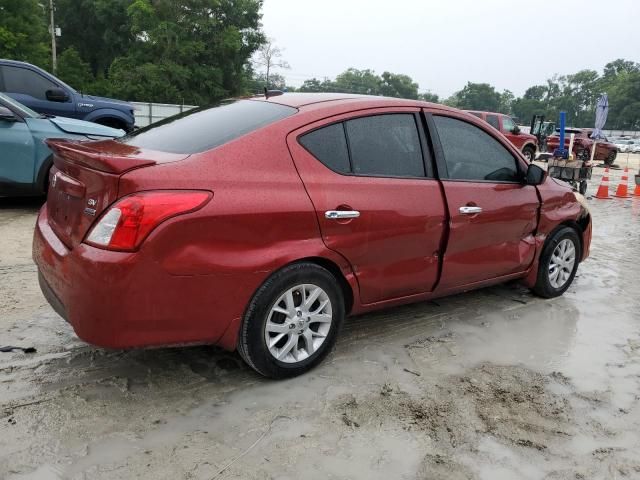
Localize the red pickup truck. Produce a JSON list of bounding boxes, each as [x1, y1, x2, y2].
[[546, 128, 618, 165], [466, 111, 538, 161]]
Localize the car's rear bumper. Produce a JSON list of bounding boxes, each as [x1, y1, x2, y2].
[[32, 206, 260, 350]]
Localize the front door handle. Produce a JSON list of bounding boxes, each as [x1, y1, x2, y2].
[[459, 206, 483, 215], [325, 210, 360, 220]]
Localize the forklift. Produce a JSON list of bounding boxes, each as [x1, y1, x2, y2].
[[530, 115, 556, 153]]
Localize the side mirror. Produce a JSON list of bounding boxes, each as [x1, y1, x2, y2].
[[46, 88, 69, 102], [512, 125, 521, 134], [525, 163, 546, 186], [0, 106, 17, 122]]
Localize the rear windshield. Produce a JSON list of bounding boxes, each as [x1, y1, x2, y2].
[[120, 99, 296, 154]]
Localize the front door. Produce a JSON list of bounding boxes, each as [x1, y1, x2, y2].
[[0, 117, 35, 193], [288, 109, 447, 304], [426, 110, 539, 289], [1, 65, 76, 118]]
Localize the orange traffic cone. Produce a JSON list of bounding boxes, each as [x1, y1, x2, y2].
[[594, 168, 612, 199], [634, 178, 640, 197], [613, 167, 632, 198]]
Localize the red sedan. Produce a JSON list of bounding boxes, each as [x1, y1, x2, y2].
[[33, 94, 592, 378]]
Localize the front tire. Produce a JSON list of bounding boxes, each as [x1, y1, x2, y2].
[[237, 263, 345, 379], [532, 227, 581, 298], [522, 145, 536, 162]]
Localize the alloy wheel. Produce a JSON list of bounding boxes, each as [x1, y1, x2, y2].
[[548, 239, 576, 289], [264, 284, 333, 363]]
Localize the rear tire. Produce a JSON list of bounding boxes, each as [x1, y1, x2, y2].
[[522, 145, 536, 162], [532, 227, 581, 299], [237, 262, 345, 379]]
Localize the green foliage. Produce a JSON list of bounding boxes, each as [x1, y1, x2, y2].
[[0, 0, 49, 66], [379, 72, 419, 99], [445, 82, 503, 112], [57, 47, 94, 91], [510, 60, 640, 130], [56, 0, 134, 77], [419, 91, 439, 103]]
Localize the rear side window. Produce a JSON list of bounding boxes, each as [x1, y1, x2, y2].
[[469, 112, 483, 119], [486, 114, 500, 130], [433, 115, 520, 182], [121, 100, 296, 154], [299, 123, 350, 173], [300, 114, 427, 178], [1, 66, 58, 100], [345, 114, 425, 177]]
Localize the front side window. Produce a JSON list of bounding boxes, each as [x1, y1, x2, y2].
[[1, 66, 59, 100], [433, 115, 520, 182], [345, 114, 425, 177], [501, 116, 517, 133], [486, 115, 500, 130]]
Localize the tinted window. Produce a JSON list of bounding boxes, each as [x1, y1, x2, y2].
[[345, 114, 425, 177], [121, 100, 296, 154], [502, 116, 517, 133], [434, 116, 520, 182], [469, 112, 483, 119], [486, 115, 499, 130], [1, 66, 58, 100], [299, 123, 350, 173]]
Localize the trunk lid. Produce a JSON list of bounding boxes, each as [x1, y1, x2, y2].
[[45, 139, 188, 248]]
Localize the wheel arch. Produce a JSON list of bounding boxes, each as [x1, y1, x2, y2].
[[294, 256, 355, 315], [216, 254, 356, 352], [36, 154, 54, 195]]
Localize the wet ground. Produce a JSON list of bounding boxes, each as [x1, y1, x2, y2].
[[1, 155, 640, 480]]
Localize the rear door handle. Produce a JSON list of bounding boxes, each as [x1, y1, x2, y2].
[[325, 210, 360, 220], [459, 206, 483, 215]]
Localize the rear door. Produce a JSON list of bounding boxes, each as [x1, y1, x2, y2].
[[425, 110, 539, 289], [288, 108, 447, 305]]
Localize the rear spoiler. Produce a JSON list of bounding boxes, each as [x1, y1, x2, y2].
[[46, 139, 157, 174]]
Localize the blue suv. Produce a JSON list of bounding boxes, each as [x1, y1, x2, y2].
[[0, 59, 135, 132]]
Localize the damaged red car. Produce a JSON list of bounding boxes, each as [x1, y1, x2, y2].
[[33, 93, 592, 378]]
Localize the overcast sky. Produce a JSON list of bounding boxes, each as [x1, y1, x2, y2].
[[261, 0, 640, 98]]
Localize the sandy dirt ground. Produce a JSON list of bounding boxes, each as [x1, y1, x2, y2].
[[1, 155, 640, 480]]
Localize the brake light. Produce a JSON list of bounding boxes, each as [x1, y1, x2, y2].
[[85, 190, 212, 251]]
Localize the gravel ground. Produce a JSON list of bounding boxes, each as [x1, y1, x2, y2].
[[1, 155, 639, 480]]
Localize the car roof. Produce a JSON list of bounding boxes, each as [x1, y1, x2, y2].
[[256, 92, 449, 111], [0, 59, 34, 67], [464, 110, 506, 116]]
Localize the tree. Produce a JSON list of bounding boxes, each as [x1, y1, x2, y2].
[[106, 0, 265, 104], [448, 82, 502, 111], [419, 91, 439, 103], [299, 78, 331, 93], [55, 0, 134, 77], [333, 68, 381, 95], [0, 0, 49, 66], [57, 47, 94, 91], [379, 72, 419, 99], [253, 39, 289, 89]]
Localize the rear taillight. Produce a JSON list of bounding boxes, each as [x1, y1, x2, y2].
[[85, 190, 212, 251]]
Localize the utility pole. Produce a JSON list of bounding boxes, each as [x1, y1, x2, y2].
[[49, 0, 57, 74]]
